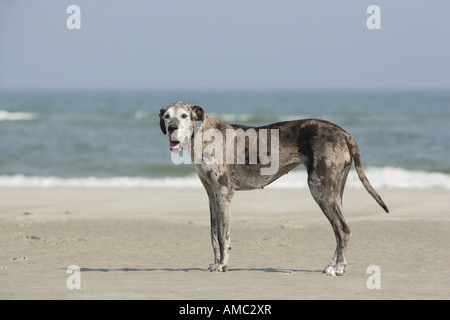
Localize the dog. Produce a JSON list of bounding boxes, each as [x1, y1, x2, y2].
[[159, 101, 389, 276]]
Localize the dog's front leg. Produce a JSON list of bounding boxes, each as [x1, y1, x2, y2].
[[208, 193, 220, 267], [208, 191, 233, 272], [199, 177, 220, 267]]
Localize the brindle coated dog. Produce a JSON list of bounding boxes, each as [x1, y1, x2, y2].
[[159, 101, 388, 276]]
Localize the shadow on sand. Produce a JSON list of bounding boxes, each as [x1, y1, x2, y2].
[[76, 267, 322, 273]]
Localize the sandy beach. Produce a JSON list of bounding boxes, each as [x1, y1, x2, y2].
[[0, 187, 449, 300]]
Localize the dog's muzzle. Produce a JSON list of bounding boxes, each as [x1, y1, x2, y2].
[[167, 124, 183, 153], [169, 140, 183, 153]]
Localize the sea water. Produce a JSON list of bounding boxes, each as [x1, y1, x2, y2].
[[0, 90, 449, 189]]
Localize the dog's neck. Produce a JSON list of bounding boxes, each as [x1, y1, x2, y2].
[[189, 114, 232, 163]]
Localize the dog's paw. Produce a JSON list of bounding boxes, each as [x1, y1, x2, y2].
[[208, 263, 228, 272], [323, 264, 345, 276]]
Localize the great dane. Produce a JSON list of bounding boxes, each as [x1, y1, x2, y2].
[[159, 101, 389, 276]]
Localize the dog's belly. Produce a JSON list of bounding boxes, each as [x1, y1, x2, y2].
[[230, 161, 301, 191]]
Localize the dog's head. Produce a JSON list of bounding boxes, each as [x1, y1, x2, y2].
[[159, 101, 204, 153]]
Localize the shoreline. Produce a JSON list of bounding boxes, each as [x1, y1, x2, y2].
[[1, 166, 450, 190], [0, 187, 449, 299]]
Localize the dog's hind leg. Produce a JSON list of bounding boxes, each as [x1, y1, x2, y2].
[[307, 161, 352, 276]]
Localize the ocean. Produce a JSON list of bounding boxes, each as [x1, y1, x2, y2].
[[0, 90, 449, 189]]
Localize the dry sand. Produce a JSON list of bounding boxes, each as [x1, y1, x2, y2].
[[0, 187, 449, 300]]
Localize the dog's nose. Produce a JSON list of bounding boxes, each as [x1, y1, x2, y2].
[[168, 124, 178, 134]]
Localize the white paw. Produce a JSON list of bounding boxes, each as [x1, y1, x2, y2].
[[208, 263, 228, 272], [323, 264, 345, 276]]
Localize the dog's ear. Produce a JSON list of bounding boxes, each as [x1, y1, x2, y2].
[[191, 105, 204, 122], [159, 107, 167, 135]]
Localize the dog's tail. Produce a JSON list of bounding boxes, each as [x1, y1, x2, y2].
[[347, 137, 389, 213]]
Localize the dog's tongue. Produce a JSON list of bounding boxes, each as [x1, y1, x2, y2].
[[170, 141, 181, 150]]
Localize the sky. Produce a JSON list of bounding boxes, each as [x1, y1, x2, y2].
[[0, 0, 449, 91]]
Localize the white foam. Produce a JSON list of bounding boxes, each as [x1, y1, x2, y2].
[[0, 167, 449, 189], [0, 175, 202, 188], [0, 110, 36, 121], [134, 111, 150, 120], [268, 167, 450, 190], [347, 167, 450, 190]]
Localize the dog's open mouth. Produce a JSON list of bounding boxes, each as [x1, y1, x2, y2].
[[169, 140, 183, 153]]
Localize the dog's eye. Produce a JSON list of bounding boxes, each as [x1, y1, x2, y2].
[[164, 114, 169, 119], [181, 114, 188, 119]]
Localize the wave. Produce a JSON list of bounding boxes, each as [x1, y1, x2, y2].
[[134, 111, 151, 120], [0, 110, 36, 121], [1, 167, 449, 189], [0, 175, 202, 188], [270, 167, 450, 190]]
